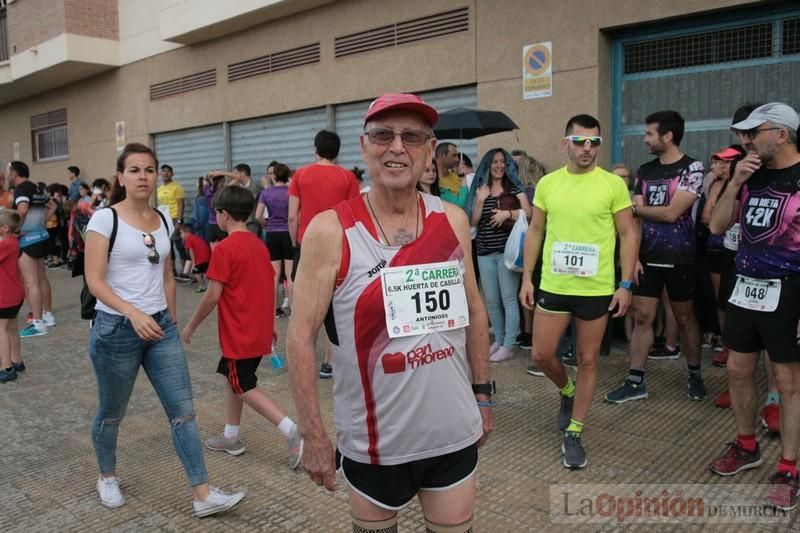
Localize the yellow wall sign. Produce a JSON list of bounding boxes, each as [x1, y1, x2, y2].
[[523, 42, 553, 99]]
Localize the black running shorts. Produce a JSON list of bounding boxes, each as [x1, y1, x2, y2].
[[634, 264, 695, 302], [723, 280, 800, 363], [265, 231, 293, 261], [21, 240, 49, 260], [336, 443, 478, 510], [536, 290, 612, 321], [0, 301, 23, 319], [216, 356, 262, 394]]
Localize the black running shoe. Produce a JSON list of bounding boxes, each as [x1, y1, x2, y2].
[[687, 373, 706, 400], [648, 344, 680, 360], [562, 433, 587, 469], [557, 395, 574, 431]]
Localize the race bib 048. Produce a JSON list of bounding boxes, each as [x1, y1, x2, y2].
[[381, 260, 469, 338], [729, 275, 780, 312]]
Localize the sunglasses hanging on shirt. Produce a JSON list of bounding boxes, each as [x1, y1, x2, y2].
[[143, 233, 160, 265]]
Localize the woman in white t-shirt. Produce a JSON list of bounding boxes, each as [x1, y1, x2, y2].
[[84, 143, 245, 517]]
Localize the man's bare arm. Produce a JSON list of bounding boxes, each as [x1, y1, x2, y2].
[[634, 190, 697, 223], [288, 195, 300, 247], [286, 210, 342, 490], [443, 203, 493, 445]]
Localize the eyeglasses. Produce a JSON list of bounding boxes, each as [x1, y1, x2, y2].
[[142, 233, 160, 265], [565, 135, 603, 147], [740, 127, 781, 140], [365, 128, 432, 146]]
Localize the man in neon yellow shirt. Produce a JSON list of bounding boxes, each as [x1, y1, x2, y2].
[[520, 114, 637, 469]]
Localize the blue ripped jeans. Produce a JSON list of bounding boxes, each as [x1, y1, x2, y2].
[[89, 310, 208, 486], [477, 252, 521, 347]]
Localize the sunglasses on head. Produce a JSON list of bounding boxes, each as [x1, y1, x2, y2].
[[142, 233, 160, 265], [565, 135, 603, 147], [365, 128, 432, 146]]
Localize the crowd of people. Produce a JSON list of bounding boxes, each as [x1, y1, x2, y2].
[[0, 93, 798, 527]]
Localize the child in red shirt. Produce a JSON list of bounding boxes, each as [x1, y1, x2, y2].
[[182, 186, 302, 467], [0, 209, 26, 382], [180, 225, 211, 293]]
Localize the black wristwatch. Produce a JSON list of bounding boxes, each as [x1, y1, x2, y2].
[[472, 381, 496, 396]]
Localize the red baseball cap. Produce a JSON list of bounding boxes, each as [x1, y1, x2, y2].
[[363, 93, 438, 127], [712, 147, 743, 161]]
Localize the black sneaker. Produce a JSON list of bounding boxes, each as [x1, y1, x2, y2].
[[517, 332, 532, 350], [648, 344, 680, 360], [557, 395, 574, 431], [560, 350, 577, 368], [687, 373, 706, 400], [526, 364, 544, 377], [605, 379, 648, 403], [562, 433, 587, 469], [275, 308, 286, 318], [175, 274, 192, 283], [319, 363, 332, 379], [12, 361, 25, 372]]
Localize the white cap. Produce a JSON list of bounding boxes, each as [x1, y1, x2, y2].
[[731, 102, 799, 132]]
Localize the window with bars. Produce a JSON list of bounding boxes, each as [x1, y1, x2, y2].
[[31, 109, 69, 162], [784, 17, 800, 55], [0, 3, 8, 62], [623, 20, 793, 74]]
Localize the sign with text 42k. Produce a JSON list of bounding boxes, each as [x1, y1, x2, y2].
[[381, 260, 469, 338]]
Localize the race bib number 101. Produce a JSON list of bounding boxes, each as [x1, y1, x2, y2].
[[551, 242, 600, 277], [381, 260, 469, 338]]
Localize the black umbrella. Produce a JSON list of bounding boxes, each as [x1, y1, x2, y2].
[[433, 107, 519, 140]]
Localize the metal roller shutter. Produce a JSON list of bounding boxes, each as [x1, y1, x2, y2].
[[230, 107, 328, 176], [334, 85, 479, 184], [153, 124, 226, 218]]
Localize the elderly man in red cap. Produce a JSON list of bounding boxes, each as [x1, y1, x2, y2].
[[287, 93, 493, 533]]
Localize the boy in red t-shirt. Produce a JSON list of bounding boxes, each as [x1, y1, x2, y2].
[[180, 225, 211, 293], [0, 209, 26, 382], [182, 187, 302, 467]]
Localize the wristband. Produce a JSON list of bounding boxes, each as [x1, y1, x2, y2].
[[477, 400, 495, 408], [619, 280, 633, 291]]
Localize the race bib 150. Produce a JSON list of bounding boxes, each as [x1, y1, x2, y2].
[[381, 260, 469, 338]]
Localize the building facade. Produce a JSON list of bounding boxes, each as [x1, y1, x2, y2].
[[0, 0, 797, 196]]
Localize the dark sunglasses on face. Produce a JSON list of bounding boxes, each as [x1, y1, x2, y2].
[[741, 127, 781, 140], [365, 128, 432, 146], [565, 135, 603, 147], [143, 233, 160, 265]]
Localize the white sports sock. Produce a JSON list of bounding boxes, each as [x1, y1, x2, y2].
[[277, 417, 296, 438], [223, 424, 240, 439]]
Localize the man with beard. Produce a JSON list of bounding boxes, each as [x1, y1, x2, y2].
[[708, 103, 800, 511], [520, 114, 637, 469], [605, 110, 706, 403]]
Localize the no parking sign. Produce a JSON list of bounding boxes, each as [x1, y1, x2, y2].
[[523, 42, 553, 99]]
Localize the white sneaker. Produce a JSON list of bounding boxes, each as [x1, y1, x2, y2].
[[287, 427, 304, 470], [42, 311, 56, 327], [192, 486, 246, 518], [281, 297, 290, 310], [97, 476, 125, 508]]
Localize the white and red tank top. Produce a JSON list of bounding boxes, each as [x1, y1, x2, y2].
[[330, 192, 482, 466]]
